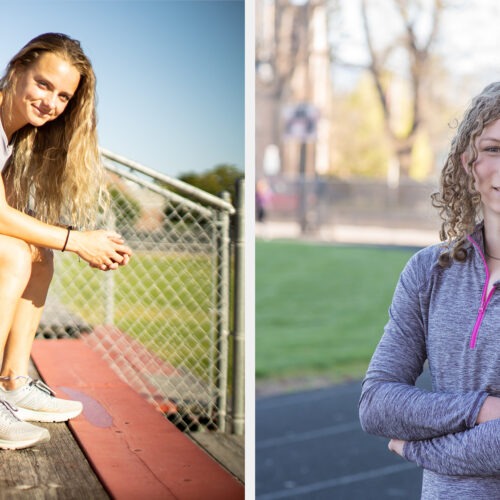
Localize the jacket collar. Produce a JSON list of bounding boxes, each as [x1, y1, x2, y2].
[[466, 221, 487, 259], [469, 221, 485, 247]]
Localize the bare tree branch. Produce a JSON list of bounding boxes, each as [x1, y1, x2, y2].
[[356, 0, 446, 177], [361, 0, 391, 126]]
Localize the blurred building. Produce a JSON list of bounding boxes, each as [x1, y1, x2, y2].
[[256, 0, 333, 179]]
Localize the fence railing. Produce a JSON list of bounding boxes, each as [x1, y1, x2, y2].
[[37, 149, 245, 435], [260, 174, 440, 232]]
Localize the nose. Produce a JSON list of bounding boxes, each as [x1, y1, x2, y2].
[[40, 93, 57, 112]]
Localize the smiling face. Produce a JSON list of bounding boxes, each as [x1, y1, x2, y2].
[[469, 118, 500, 217], [12, 51, 80, 130]]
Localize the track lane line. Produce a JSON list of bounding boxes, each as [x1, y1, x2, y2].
[[257, 421, 361, 449], [257, 462, 417, 499]]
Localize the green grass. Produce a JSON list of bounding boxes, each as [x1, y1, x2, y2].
[[256, 240, 416, 383]]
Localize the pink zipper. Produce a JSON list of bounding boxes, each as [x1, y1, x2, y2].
[[467, 235, 495, 348]]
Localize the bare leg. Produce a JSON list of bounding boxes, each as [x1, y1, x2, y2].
[[0, 243, 82, 423], [0, 237, 78, 430], [0, 245, 53, 390], [0, 236, 33, 358]]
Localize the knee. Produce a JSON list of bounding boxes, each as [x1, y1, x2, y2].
[[0, 239, 33, 283]]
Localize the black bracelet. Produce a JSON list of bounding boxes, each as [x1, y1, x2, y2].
[[62, 226, 73, 252]]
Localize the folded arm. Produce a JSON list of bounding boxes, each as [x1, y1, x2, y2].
[[360, 378, 487, 441], [359, 251, 487, 441], [401, 419, 500, 476]]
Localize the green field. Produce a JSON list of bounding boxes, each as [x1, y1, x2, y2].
[[256, 240, 416, 383]]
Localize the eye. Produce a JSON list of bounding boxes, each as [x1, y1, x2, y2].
[[59, 94, 70, 103], [36, 80, 48, 89], [485, 146, 500, 153]]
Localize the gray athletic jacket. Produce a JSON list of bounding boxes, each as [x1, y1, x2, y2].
[[359, 224, 500, 499]]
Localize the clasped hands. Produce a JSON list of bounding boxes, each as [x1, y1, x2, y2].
[[76, 230, 132, 271]]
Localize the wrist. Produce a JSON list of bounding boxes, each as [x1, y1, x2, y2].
[[61, 226, 72, 252], [476, 396, 500, 424], [63, 227, 79, 254]]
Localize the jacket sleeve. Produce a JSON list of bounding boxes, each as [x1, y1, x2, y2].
[[359, 250, 488, 441], [402, 420, 500, 476]]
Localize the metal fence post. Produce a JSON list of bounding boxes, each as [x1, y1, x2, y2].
[[215, 191, 231, 432], [105, 208, 116, 325], [231, 178, 245, 435]]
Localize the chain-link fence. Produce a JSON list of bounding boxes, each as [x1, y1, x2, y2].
[[261, 174, 440, 232], [37, 149, 245, 435]]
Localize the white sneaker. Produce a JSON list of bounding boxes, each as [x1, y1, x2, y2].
[[0, 399, 50, 449], [1, 378, 83, 423]]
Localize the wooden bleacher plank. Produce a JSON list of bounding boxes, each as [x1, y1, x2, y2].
[[0, 362, 108, 499]]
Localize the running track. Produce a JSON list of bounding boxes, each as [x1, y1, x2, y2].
[[256, 373, 432, 499]]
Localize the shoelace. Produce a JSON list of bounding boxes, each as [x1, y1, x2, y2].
[[0, 399, 20, 420], [29, 379, 56, 397]]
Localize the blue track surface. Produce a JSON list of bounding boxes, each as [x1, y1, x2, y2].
[[256, 372, 432, 499]]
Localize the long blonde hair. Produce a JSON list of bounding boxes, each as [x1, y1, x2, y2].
[[0, 32, 107, 229], [431, 82, 500, 264]]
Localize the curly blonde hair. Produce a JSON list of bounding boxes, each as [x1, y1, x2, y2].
[[0, 32, 107, 229], [431, 82, 500, 265]]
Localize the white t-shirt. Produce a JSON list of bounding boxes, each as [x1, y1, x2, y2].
[[0, 119, 13, 171]]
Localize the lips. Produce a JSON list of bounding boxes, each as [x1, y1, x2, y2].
[[32, 103, 54, 118], [33, 106, 47, 116]]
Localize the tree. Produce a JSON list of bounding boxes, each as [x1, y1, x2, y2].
[[162, 164, 243, 229], [178, 164, 243, 203], [109, 186, 141, 230], [330, 73, 391, 178], [362, 0, 443, 179], [332, 0, 445, 181]]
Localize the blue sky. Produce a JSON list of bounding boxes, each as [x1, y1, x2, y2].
[[0, 0, 245, 178]]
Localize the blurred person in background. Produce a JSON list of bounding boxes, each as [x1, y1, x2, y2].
[[256, 177, 272, 224], [359, 82, 500, 498], [0, 33, 131, 449]]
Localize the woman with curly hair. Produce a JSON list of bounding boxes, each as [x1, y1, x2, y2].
[[0, 33, 131, 449], [359, 82, 500, 498]]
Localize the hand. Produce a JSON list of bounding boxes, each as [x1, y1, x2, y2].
[[88, 250, 131, 271], [388, 439, 406, 458], [69, 230, 132, 271], [476, 396, 500, 424]]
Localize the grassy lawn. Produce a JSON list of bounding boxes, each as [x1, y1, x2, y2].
[[256, 240, 417, 383]]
